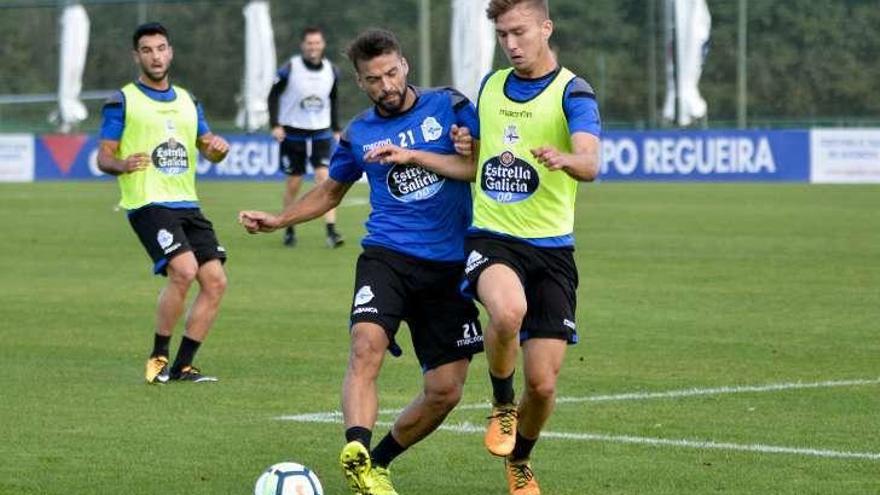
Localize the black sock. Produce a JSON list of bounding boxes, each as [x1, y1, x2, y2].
[[345, 426, 373, 450], [509, 431, 538, 462], [490, 371, 515, 405], [285, 226, 294, 235], [151, 333, 171, 358], [371, 432, 406, 468], [171, 335, 202, 374], [326, 223, 336, 235]]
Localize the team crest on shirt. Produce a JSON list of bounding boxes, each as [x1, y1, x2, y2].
[[152, 137, 189, 175], [420, 116, 443, 142], [503, 124, 520, 145], [386, 164, 445, 203], [480, 150, 539, 203]]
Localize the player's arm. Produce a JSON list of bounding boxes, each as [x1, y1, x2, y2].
[[531, 77, 600, 182], [96, 91, 149, 176], [197, 132, 230, 163], [268, 64, 290, 142], [530, 132, 599, 182], [363, 144, 475, 181], [239, 178, 352, 234], [96, 140, 149, 176]]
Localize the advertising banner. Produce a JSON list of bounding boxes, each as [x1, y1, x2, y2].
[[810, 129, 880, 184], [600, 130, 810, 182], [34, 134, 287, 181], [0, 134, 35, 182]]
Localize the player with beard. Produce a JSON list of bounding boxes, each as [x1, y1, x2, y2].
[[97, 22, 230, 384], [240, 29, 482, 495]]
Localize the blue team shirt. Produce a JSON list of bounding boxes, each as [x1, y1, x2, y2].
[[99, 81, 210, 212], [330, 86, 478, 262]]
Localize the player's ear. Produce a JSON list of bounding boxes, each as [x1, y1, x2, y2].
[[400, 57, 409, 77], [541, 19, 553, 41]]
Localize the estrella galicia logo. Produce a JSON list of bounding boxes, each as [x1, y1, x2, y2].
[[300, 95, 325, 113], [480, 150, 539, 203], [151, 137, 189, 175], [386, 164, 445, 203]]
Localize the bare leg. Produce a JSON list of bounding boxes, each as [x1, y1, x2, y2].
[[314, 167, 337, 225], [390, 359, 469, 447], [518, 338, 567, 438], [183, 259, 227, 341], [155, 252, 199, 336], [342, 322, 388, 429], [283, 175, 304, 209], [476, 264, 527, 381]]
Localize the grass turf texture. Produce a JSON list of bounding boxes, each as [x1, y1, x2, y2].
[[0, 181, 877, 494]]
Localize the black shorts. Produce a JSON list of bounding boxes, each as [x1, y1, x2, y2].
[[463, 234, 579, 344], [128, 205, 227, 276], [280, 137, 332, 176], [350, 246, 484, 372]]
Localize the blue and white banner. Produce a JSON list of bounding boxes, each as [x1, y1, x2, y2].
[[8, 129, 877, 184], [600, 130, 810, 182], [31, 134, 286, 181]]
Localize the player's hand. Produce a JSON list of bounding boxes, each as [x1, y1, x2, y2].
[[363, 144, 414, 165], [238, 210, 281, 234], [121, 153, 150, 173], [271, 126, 286, 143], [451, 125, 473, 157], [203, 135, 230, 162], [531, 146, 568, 171]]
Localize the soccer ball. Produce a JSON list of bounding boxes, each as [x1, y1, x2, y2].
[[254, 462, 324, 495]]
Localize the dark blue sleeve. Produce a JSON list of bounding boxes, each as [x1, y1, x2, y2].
[[196, 102, 211, 137], [99, 91, 125, 141], [445, 87, 480, 140], [563, 78, 601, 137], [329, 133, 363, 183]]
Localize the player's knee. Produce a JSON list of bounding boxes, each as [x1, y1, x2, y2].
[[491, 303, 526, 336], [424, 381, 463, 412], [203, 270, 227, 298], [168, 262, 198, 288], [524, 375, 557, 404], [348, 329, 385, 370]]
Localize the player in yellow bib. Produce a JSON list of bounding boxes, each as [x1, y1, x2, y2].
[[455, 1, 600, 494], [97, 23, 230, 384]]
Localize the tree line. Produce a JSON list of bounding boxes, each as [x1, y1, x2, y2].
[[1, 0, 878, 130]]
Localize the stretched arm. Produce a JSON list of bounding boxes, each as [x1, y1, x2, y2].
[[239, 178, 352, 234], [96, 139, 149, 176], [363, 143, 476, 182], [530, 132, 599, 182]]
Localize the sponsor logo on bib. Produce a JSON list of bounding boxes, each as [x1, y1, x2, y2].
[[480, 150, 539, 203], [152, 137, 189, 175]]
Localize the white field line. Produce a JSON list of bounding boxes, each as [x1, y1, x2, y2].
[[275, 377, 880, 461]]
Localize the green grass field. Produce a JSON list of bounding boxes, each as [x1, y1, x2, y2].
[[1, 181, 878, 495]]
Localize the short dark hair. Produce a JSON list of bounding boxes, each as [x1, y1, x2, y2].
[[132, 22, 169, 49], [301, 25, 323, 41], [486, 0, 549, 21], [344, 29, 402, 71]]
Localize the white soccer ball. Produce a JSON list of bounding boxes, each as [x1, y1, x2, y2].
[[254, 462, 324, 495]]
